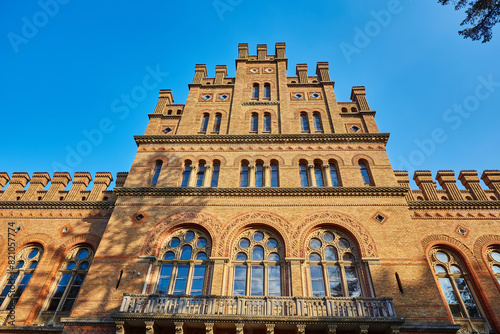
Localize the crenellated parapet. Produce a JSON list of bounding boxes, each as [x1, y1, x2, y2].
[[394, 169, 500, 203], [0, 172, 127, 203]]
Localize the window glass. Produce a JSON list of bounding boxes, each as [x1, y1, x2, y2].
[[263, 113, 271, 132], [313, 113, 322, 131], [211, 162, 220, 187], [181, 162, 191, 187], [252, 84, 259, 99], [300, 114, 309, 132], [329, 165, 339, 187], [213, 114, 221, 133], [359, 163, 372, 185], [240, 162, 249, 187], [255, 163, 263, 187], [196, 163, 205, 187], [270, 163, 279, 187], [151, 160, 163, 185], [264, 84, 270, 99], [300, 164, 309, 187], [314, 164, 324, 187], [310, 265, 325, 297], [251, 113, 258, 132], [200, 114, 209, 133]]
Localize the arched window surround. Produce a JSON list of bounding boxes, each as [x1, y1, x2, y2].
[[155, 228, 211, 296], [305, 228, 364, 298], [231, 228, 286, 296], [428, 247, 490, 329], [0, 245, 43, 310], [46, 245, 94, 312]]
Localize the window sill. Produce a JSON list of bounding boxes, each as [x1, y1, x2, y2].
[[210, 131, 220, 134], [198, 131, 207, 134]]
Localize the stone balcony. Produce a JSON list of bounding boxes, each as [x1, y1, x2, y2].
[[119, 294, 397, 319]]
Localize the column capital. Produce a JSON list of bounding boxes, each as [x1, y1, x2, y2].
[[115, 321, 125, 334], [358, 325, 369, 334], [248, 164, 255, 169], [145, 321, 155, 334], [174, 322, 184, 334], [235, 323, 244, 334], [205, 322, 215, 334], [266, 324, 275, 334], [327, 325, 337, 334], [307, 164, 315, 168], [205, 164, 212, 170], [322, 164, 330, 168], [296, 325, 306, 334], [263, 164, 271, 169]]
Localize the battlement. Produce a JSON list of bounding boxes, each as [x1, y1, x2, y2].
[[0, 172, 128, 202], [394, 170, 500, 202]]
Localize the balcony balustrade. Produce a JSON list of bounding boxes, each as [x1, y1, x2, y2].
[[119, 294, 396, 319]]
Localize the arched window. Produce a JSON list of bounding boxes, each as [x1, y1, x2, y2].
[[351, 107, 357, 113], [213, 113, 222, 133], [314, 162, 324, 187], [359, 161, 373, 185], [263, 113, 271, 132], [307, 229, 362, 297], [430, 249, 482, 319], [299, 162, 309, 187], [313, 113, 322, 132], [341, 107, 348, 113], [300, 113, 309, 132], [251, 113, 258, 132], [180, 161, 192, 187], [252, 84, 259, 99], [0, 246, 43, 309], [150, 160, 163, 186], [211, 160, 220, 187], [486, 248, 500, 285], [270, 161, 279, 187], [264, 83, 271, 99], [47, 246, 93, 312], [157, 229, 210, 295], [255, 161, 264, 187], [200, 113, 209, 133], [232, 229, 284, 296], [196, 161, 206, 187], [329, 162, 340, 187], [240, 161, 249, 187]]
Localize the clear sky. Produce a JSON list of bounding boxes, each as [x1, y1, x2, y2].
[[1, 1, 499, 189]]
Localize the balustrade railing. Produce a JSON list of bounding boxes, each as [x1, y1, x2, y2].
[[119, 294, 396, 318]]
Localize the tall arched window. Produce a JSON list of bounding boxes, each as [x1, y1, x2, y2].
[[300, 113, 309, 132], [359, 161, 373, 185], [307, 229, 362, 297], [299, 162, 309, 187], [251, 113, 258, 132], [487, 248, 500, 285], [0, 246, 43, 309], [232, 229, 284, 296], [180, 161, 192, 187], [270, 161, 279, 187], [313, 113, 322, 132], [47, 246, 93, 312], [252, 84, 259, 99], [213, 113, 222, 133], [150, 160, 163, 186], [196, 161, 206, 187], [255, 161, 264, 187], [263, 113, 271, 132], [314, 162, 324, 187], [240, 161, 249, 187], [211, 160, 220, 187], [157, 229, 210, 295], [329, 161, 340, 187], [430, 249, 482, 319], [264, 83, 271, 99], [200, 113, 209, 133]]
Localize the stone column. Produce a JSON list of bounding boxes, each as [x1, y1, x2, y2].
[[323, 164, 332, 187], [307, 164, 316, 187], [145, 321, 155, 334], [205, 323, 215, 334], [327, 325, 337, 334], [203, 165, 212, 187], [174, 322, 184, 334], [264, 164, 271, 187], [115, 321, 125, 334], [235, 323, 244, 334], [266, 324, 275, 334], [248, 165, 256, 187], [459, 170, 488, 201], [188, 165, 198, 187]]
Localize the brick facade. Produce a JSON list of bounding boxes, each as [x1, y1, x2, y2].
[[0, 43, 498, 334]]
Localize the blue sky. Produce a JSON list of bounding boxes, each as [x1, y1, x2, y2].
[[1, 1, 499, 189]]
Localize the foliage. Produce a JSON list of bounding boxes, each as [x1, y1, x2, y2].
[[438, 0, 500, 42]]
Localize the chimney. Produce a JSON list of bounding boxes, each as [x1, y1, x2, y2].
[[193, 64, 207, 84], [238, 43, 249, 58], [257, 44, 267, 60], [315, 62, 330, 82], [350, 86, 370, 111], [275, 42, 286, 59]]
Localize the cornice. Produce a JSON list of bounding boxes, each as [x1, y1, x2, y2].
[[400, 323, 461, 333], [340, 111, 376, 118], [242, 101, 280, 106], [407, 200, 500, 210], [60, 317, 115, 327], [114, 186, 407, 198], [0, 201, 115, 210], [134, 133, 390, 145], [148, 114, 182, 119], [188, 83, 235, 89], [0, 326, 64, 333]]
